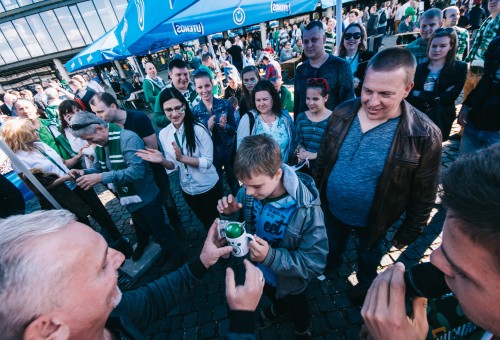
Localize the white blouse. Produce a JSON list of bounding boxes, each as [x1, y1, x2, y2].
[[14, 142, 76, 189], [159, 122, 218, 195]]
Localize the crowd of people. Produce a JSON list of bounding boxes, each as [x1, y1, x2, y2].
[[0, 0, 499, 338]]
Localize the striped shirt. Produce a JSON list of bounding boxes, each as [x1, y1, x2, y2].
[[295, 112, 330, 153]]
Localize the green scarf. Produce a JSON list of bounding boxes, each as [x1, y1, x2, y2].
[[95, 123, 142, 206]]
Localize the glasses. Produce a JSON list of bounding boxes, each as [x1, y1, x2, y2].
[[69, 122, 99, 131], [307, 78, 329, 91], [164, 105, 185, 113], [344, 32, 362, 40]]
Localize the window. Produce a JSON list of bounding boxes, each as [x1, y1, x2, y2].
[[112, 0, 128, 21], [12, 17, 44, 57], [0, 22, 30, 59], [0, 0, 18, 11], [69, 5, 93, 45], [77, 1, 105, 41], [25, 14, 57, 54], [54, 7, 85, 48], [93, 0, 117, 31], [39, 10, 71, 51], [0, 31, 18, 63]]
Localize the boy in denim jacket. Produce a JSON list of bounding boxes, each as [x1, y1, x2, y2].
[[217, 134, 328, 339]]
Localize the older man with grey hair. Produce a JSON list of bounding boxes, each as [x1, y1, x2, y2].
[[69, 112, 184, 262], [0, 209, 265, 339]]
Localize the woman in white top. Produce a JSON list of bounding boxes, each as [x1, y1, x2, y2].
[[2, 118, 132, 257], [136, 87, 221, 230]]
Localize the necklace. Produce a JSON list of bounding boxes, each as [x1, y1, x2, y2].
[[260, 114, 276, 125]]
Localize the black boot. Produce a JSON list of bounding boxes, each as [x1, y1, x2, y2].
[[166, 205, 187, 239], [109, 237, 133, 259], [132, 241, 149, 261]]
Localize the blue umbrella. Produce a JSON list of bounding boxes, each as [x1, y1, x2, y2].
[[65, 28, 131, 72], [117, 0, 319, 55], [114, 0, 200, 55]]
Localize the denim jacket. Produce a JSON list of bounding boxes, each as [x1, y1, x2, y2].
[[222, 165, 328, 297], [192, 97, 237, 159]]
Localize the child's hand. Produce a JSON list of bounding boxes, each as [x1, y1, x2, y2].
[[249, 235, 269, 263], [217, 194, 242, 215]]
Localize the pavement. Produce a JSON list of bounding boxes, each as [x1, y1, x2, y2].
[[23, 35, 465, 339]]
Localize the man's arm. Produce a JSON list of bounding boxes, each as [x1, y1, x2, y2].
[[394, 128, 442, 246], [101, 132, 147, 186], [115, 221, 233, 330], [153, 89, 171, 128]]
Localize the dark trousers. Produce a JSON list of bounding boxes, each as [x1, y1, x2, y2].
[[214, 150, 240, 196], [323, 205, 384, 284], [130, 195, 182, 256], [264, 284, 310, 333], [73, 186, 122, 242], [182, 181, 222, 229], [0, 174, 25, 218], [150, 162, 176, 208]]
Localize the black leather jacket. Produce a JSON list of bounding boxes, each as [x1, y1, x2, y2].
[[314, 98, 442, 246]]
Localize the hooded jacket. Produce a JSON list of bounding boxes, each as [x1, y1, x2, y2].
[[223, 165, 328, 297]]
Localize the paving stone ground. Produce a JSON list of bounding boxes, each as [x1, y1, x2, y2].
[[23, 35, 464, 339]]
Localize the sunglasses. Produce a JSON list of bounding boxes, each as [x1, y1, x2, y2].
[[164, 105, 185, 113], [307, 78, 329, 91], [434, 27, 455, 34], [344, 32, 362, 40], [69, 122, 99, 131]]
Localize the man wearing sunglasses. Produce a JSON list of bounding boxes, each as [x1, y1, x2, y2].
[[315, 48, 441, 303], [294, 21, 355, 115]]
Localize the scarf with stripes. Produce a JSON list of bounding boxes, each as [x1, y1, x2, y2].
[[95, 123, 142, 206]]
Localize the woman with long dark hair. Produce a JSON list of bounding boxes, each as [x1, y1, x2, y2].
[[136, 87, 221, 229], [338, 23, 374, 97], [407, 28, 467, 141], [239, 65, 261, 117], [236, 80, 295, 163]]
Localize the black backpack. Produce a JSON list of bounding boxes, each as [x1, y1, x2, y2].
[[379, 10, 387, 25]]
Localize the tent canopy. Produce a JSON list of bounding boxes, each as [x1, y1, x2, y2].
[[65, 28, 131, 72], [115, 0, 319, 55]]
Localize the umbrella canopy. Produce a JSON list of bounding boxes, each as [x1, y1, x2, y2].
[[114, 0, 199, 56], [65, 28, 131, 72], [116, 0, 319, 55]]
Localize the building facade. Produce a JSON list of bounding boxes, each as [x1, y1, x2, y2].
[[0, 0, 128, 91]]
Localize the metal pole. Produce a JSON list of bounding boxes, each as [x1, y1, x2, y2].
[[0, 137, 62, 209], [335, 0, 342, 55]]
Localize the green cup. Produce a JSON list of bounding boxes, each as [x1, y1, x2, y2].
[[225, 223, 244, 238]]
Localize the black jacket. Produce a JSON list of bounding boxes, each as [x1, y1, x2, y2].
[[314, 99, 442, 246], [342, 50, 375, 97], [407, 60, 467, 140], [465, 36, 500, 131], [1, 103, 13, 116]]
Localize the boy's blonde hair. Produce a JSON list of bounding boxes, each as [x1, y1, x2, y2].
[[234, 134, 282, 180]]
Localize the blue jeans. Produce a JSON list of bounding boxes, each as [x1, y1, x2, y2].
[[323, 205, 384, 284], [460, 122, 500, 155]]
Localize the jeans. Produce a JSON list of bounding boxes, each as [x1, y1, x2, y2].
[[182, 181, 223, 229], [130, 195, 181, 256], [323, 205, 384, 284], [150, 162, 176, 208], [460, 122, 500, 155], [263, 284, 310, 333]]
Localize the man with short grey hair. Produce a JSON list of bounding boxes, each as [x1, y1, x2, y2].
[[0, 209, 264, 339], [69, 112, 184, 262]]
